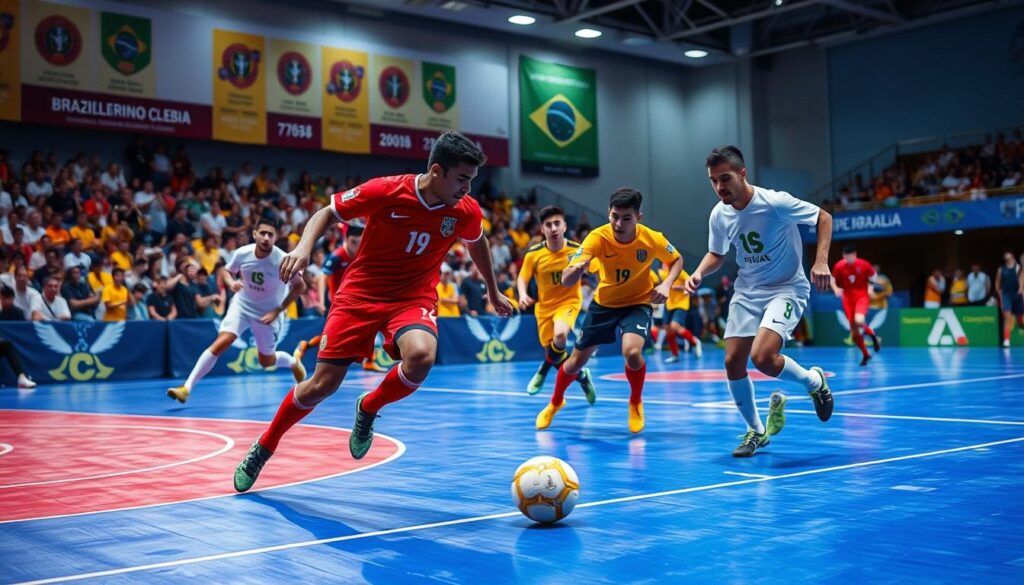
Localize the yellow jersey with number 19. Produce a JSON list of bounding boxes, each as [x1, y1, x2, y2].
[[571, 224, 680, 308]]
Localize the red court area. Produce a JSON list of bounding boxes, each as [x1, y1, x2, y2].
[[0, 410, 403, 523], [600, 370, 835, 383]]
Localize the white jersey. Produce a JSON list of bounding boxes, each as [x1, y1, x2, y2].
[[708, 185, 819, 297], [223, 244, 297, 316]]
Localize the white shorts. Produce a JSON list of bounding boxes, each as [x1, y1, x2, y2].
[[219, 301, 283, 356], [724, 290, 807, 341]]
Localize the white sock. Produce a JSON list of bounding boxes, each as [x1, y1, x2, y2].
[[185, 349, 219, 390], [777, 355, 822, 392], [727, 376, 765, 434], [273, 351, 295, 369]]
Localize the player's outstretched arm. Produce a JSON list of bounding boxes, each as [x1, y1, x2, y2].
[[281, 206, 333, 283], [653, 257, 684, 304], [683, 252, 725, 295], [465, 235, 514, 317], [810, 209, 833, 292], [561, 254, 592, 287]]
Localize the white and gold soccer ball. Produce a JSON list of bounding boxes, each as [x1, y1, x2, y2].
[[511, 456, 580, 523]]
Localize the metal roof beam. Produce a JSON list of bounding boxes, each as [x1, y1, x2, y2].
[[661, 0, 822, 41], [556, 0, 648, 23], [822, 0, 904, 24]]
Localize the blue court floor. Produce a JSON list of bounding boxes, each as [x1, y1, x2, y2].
[[2, 346, 1024, 584]]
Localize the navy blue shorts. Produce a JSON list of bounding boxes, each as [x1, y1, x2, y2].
[[577, 302, 652, 349]]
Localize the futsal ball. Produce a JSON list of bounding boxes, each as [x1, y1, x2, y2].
[[511, 456, 580, 523]]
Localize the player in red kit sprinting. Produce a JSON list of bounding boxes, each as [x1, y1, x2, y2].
[[832, 243, 881, 366], [233, 132, 513, 492]]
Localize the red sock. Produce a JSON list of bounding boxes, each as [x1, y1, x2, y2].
[[362, 365, 420, 413], [625, 361, 646, 405], [852, 329, 869, 358], [650, 325, 660, 342], [259, 387, 314, 452], [666, 333, 679, 356], [678, 328, 697, 345], [863, 325, 876, 338], [551, 365, 574, 405]]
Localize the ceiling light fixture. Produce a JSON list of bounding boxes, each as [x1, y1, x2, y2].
[[684, 49, 709, 58], [575, 28, 602, 38], [508, 15, 536, 25]]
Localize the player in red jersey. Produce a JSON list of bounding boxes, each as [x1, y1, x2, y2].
[[293, 223, 387, 372], [832, 243, 881, 366], [233, 132, 513, 492]]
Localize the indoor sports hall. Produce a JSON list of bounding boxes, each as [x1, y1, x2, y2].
[[2, 0, 1024, 583]]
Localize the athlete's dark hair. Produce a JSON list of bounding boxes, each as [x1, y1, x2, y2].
[[538, 205, 565, 223], [345, 224, 364, 238], [428, 131, 486, 173], [842, 243, 857, 255], [706, 145, 746, 171], [609, 188, 643, 212], [255, 215, 279, 231]]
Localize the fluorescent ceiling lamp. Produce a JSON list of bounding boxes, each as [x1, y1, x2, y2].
[[684, 49, 708, 58], [508, 15, 536, 25], [575, 28, 602, 38], [954, 229, 964, 235]]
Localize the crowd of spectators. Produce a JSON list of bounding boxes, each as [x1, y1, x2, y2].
[[0, 136, 607, 327], [824, 130, 1024, 210]]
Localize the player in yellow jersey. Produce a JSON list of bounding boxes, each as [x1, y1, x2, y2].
[[657, 264, 702, 361], [517, 206, 596, 400], [536, 188, 682, 433]]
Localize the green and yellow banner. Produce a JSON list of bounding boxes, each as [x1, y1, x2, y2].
[[24, 1, 93, 90], [519, 55, 598, 177], [421, 61, 457, 130], [212, 29, 265, 144], [321, 46, 369, 153], [99, 12, 154, 97], [0, 0, 20, 121]]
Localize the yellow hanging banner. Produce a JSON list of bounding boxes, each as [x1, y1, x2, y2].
[[320, 46, 369, 153], [212, 29, 266, 144], [23, 1, 93, 90], [0, 0, 20, 120]]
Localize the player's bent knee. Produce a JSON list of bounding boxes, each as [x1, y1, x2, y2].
[[750, 350, 778, 375]]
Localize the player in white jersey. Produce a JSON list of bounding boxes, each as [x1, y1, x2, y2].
[[167, 216, 307, 403], [684, 146, 836, 457]]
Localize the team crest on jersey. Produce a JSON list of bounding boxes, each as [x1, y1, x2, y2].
[[636, 249, 648, 262], [341, 188, 359, 202], [440, 216, 457, 237]]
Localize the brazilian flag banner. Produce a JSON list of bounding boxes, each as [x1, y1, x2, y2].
[[519, 55, 598, 177]]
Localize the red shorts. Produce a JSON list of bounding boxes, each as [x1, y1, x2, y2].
[[317, 297, 438, 363], [842, 293, 870, 322]]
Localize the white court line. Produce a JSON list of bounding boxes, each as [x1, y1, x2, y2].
[[0, 425, 235, 489], [0, 442, 13, 457], [0, 411, 406, 525], [781, 410, 1024, 426], [15, 435, 1024, 585], [722, 471, 772, 479], [691, 373, 1024, 408]]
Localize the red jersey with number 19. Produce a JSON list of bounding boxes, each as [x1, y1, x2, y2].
[[330, 174, 483, 304]]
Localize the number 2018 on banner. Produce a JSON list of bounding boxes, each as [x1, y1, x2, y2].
[[277, 123, 313, 139]]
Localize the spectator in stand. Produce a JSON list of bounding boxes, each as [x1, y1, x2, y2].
[[102, 267, 130, 321], [200, 201, 227, 240], [12, 265, 41, 317], [63, 237, 91, 272], [62, 266, 99, 321], [966, 263, 991, 306], [192, 267, 222, 318], [195, 233, 221, 275], [100, 163, 127, 193], [44, 214, 70, 249], [32, 247, 63, 288], [26, 169, 53, 199], [110, 238, 133, 271], [459, 261, 493, 317], [128, 284, 149, 320], [30, 275, 71, 321], [167, 204, 196, 242], [68, 213, 97, 251], [949, 270, 968, 305], [150, 143, 172, 188], [238, 162, 256, 189], [924, 269, 946, 309], [146, 275, 177, 321], [20, 210, 45, 246], [5, 227, 33, 262], [436, 264, 460, 317], [0, 179, 12, 217], [125, 136, 152, 181]]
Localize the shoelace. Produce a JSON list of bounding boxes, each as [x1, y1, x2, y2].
[[354, 411, 379, 440], [242, 448, 267, 476], [736, 430, 761, 445]]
